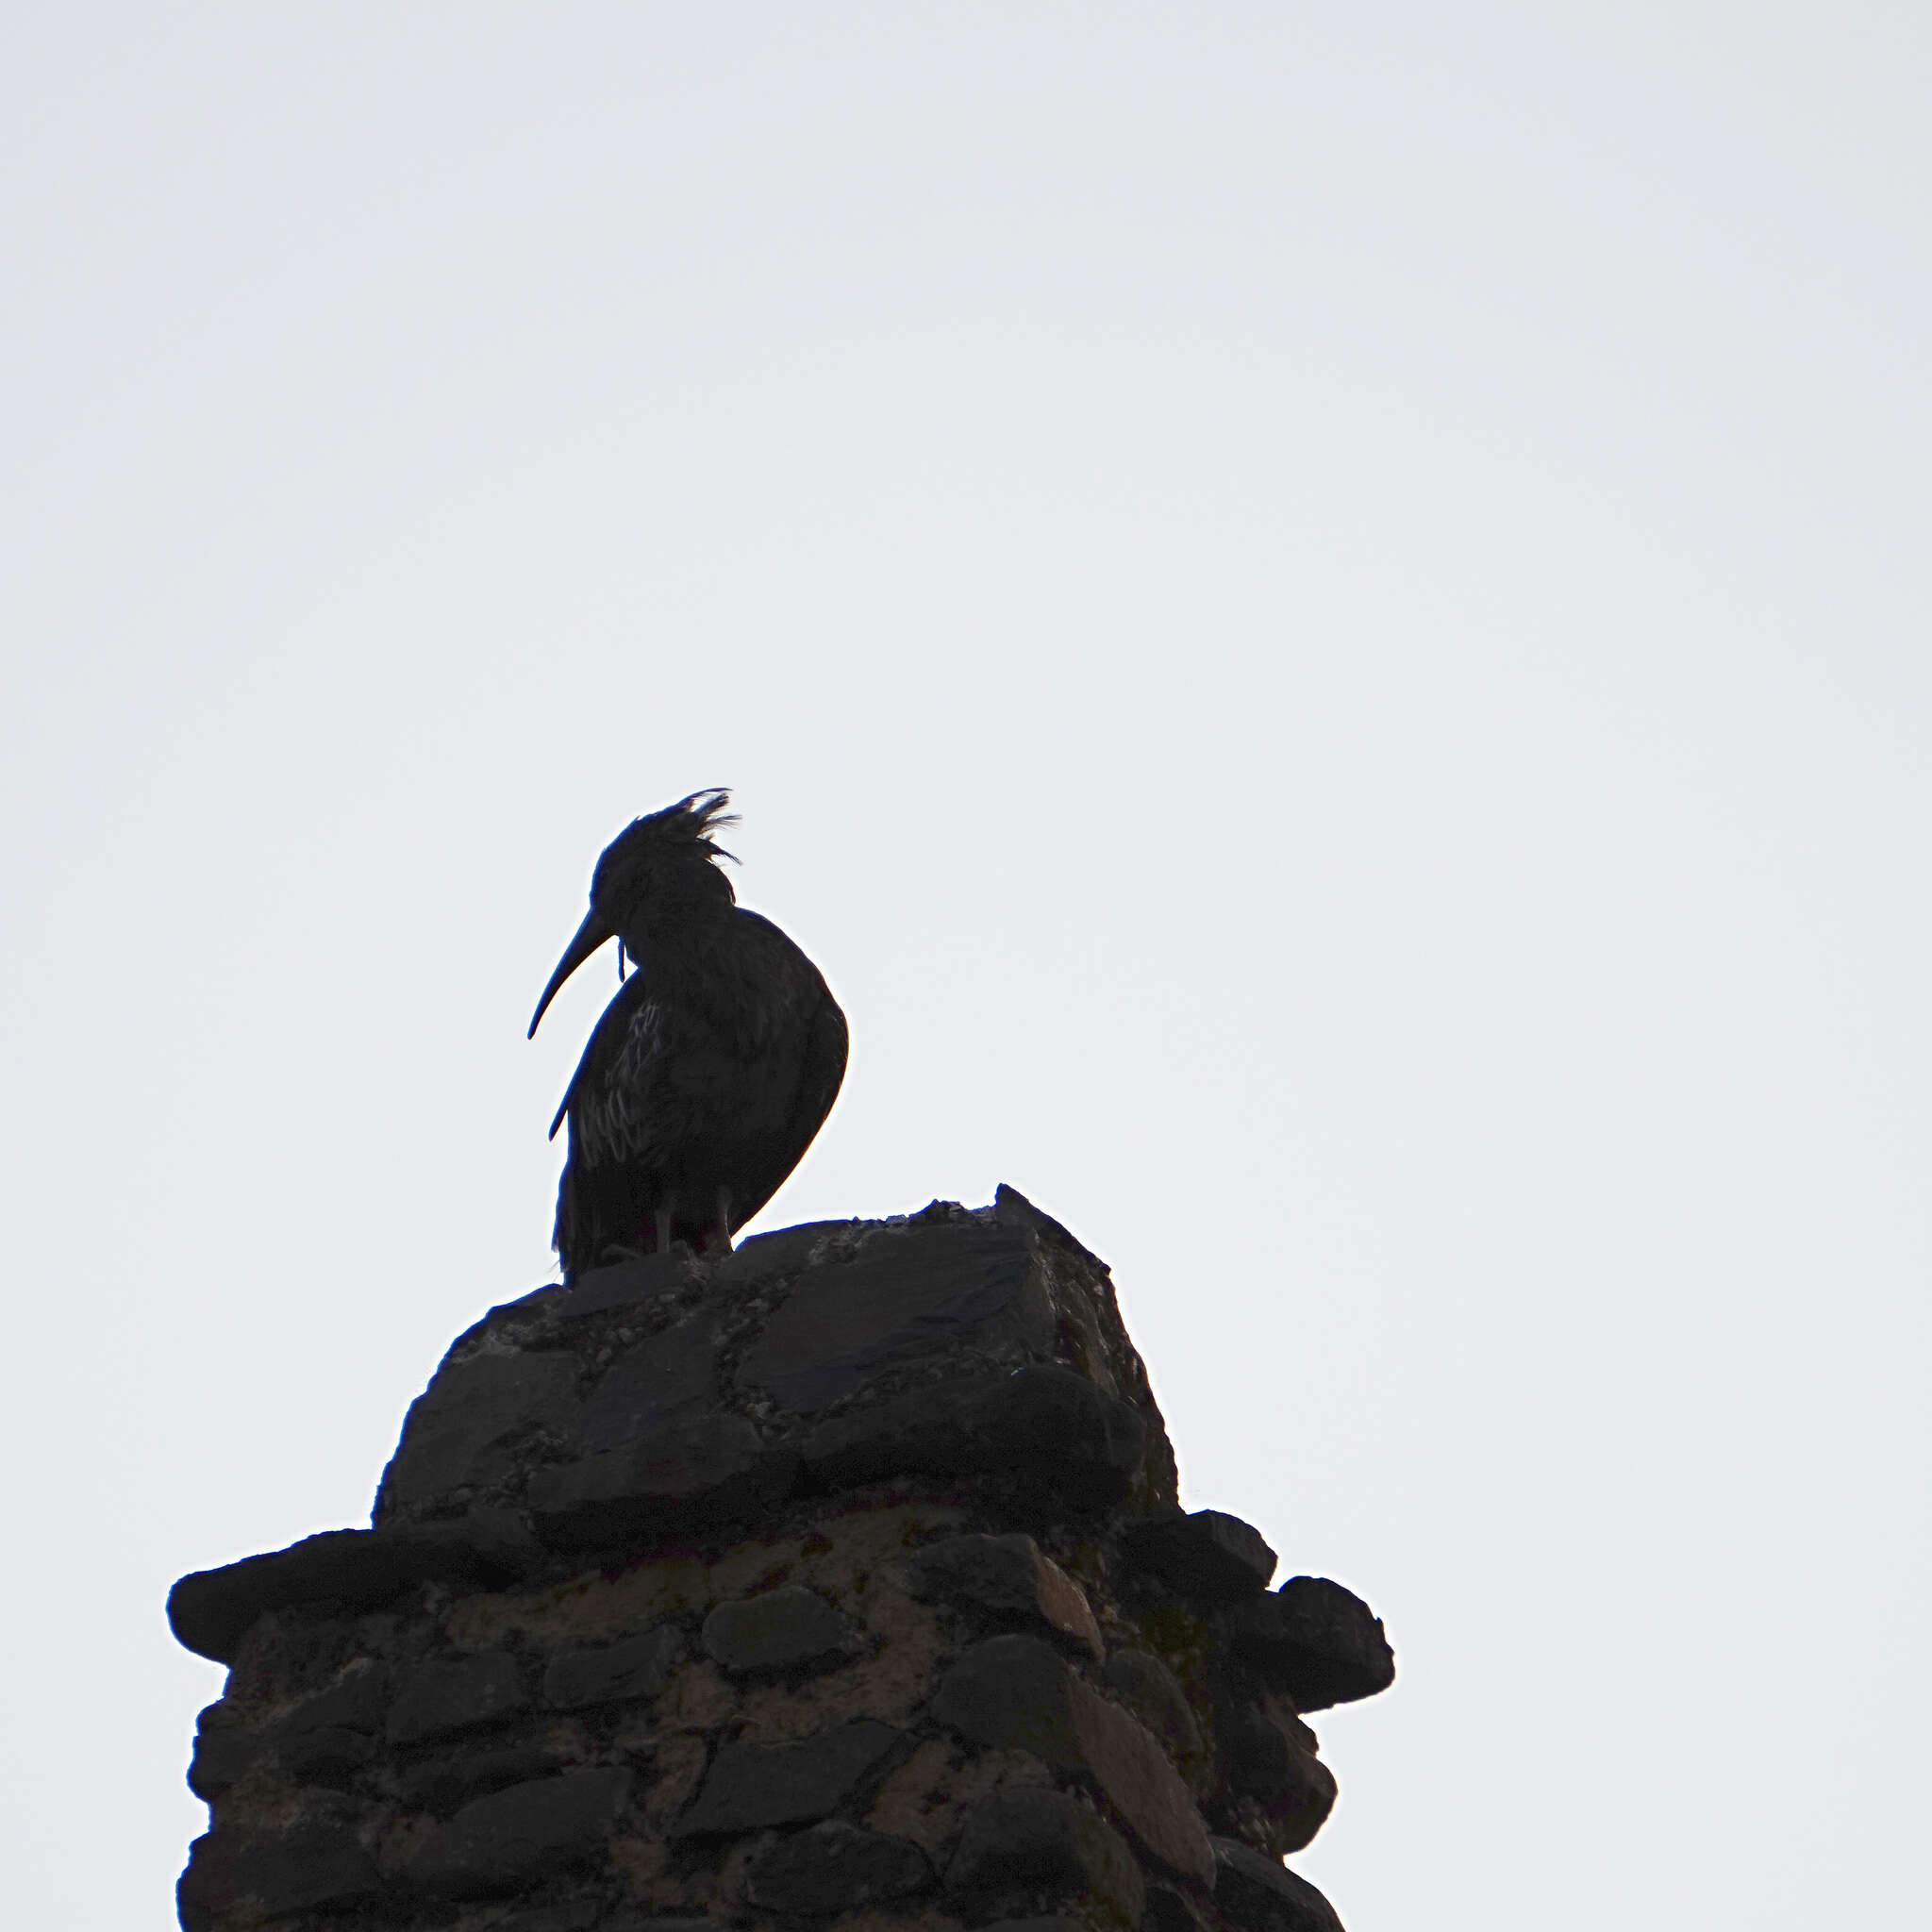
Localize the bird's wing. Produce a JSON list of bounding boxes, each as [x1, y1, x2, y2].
[[548, 979, 636, 1140], [728, 990, 850, 1231], [550, 977, 736, 1165], [792, 996, 850, 1151]]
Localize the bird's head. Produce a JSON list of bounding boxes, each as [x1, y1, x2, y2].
[[528, 789, 738, 1038]]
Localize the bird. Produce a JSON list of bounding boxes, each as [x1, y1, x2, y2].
[[528, 790, 848, 1280]]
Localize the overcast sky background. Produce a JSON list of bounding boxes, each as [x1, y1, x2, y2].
[[3, 5, 1927, 1927]]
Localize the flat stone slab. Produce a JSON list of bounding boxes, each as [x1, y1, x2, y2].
[[186, 1708, 260, 1803], [744, 1822, 932, 1913], [675, 1721, 905, 1837], [396, 1726, 589, 1814], [167, 1526, 522, 1664], [550, 1251, 699, 1321], [406, 1768, 633, 1898], [931, 1635, 1213, 1883], [177, 1813, 383, 1929], [737, 1222, 1054, 1412], [1103, 1648, 1204, 1760], [272, 1692, 387, 1782], [490, 1906, 607, 1932], [1224, 1577, 1395, 1710], [188, 1667, 389, 1799], [712, 1219, 861, 1286], [575, 1314, 723, 1454], [542, 1625, 685, 1709], [528, 1413, 792, 1548], [376, 1351, 578, 1516], [1126, 1509, 1278, 1599], [387, 1652, 527, 1748], [1070, 1674, 1217, 1882], [489, 1905, 607, 1932], [800, 1363, 1147, 1502]]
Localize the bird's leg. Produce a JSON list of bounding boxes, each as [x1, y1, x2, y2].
[[654, 1206, 674, 1254], [711, 1187, 735, 1256]]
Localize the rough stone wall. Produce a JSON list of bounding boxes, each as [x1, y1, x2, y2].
[[170, 1190, 1393, 1932]]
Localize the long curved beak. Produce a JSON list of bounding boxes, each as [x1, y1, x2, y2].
[[529, 906, 615, 1038]]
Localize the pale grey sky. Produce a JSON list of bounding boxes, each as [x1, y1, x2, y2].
[[3, 6, 1927, 1927]]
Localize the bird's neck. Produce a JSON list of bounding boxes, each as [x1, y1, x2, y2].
[[620, 901, 739, 975]]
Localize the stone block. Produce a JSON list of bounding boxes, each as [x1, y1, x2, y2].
[[1224, 1578, 1394, 1711], [1223, 1705, 1338, 1852], [1143, 1884, 1209, 1932], [528, 1413, 794, 1548], [576, 1314, 722, 1453], [713, 1219, 859, 1285], [169, 1202, 1390, 1932], [1071, 1679, 1216, 1883], [284, 1667, 389, 1737], [407, 1767, 632, 1897], [275, 1665, 391, 1780], [177, 1817, 383, 1929], [375, 1350, 577, 1516], [701, 1584, 857, 1676], [900, 1533, 1104, 1658], [738, 1222, 1055, 1411], [1124, 1511, 1277, 1600], [552, 1251, 698, 1321], [931, 1637, 1213, 1883], [969, 1364, 1151, 1493], [396, 1724, 587, 1813], [991, 1183, 1102, 1259], [744, 1821, 933, 1913], [491, 1906, 606, 1932], [387, 1652, 527, 1749], [437, 1502, 549, 1576], [167, 1525, 519, 1664], [186, 1706, 260, 1801], [1103, 1650, 1203, 1761], [1209, 1838, 1345, 1932], [187, 1670, 389, 1798], [929, 1634, 1085, 1768], [542, 1625, 686, 1709], [943, 1788, 1143, 1927], [675, 1720, 905, 1837], [799, 1364, 1147, 1504], [278, 1724, 377, 1783]]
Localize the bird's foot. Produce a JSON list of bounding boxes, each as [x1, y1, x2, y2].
[[594, 1241, 652, 1268]]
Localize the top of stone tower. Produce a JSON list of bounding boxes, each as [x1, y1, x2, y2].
[[166, 1190, 1394, 1932]]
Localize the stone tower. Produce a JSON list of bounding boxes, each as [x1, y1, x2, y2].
[[169, 1189, 1394, 1932]]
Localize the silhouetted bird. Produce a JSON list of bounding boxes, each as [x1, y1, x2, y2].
[[528, 791, 847, 1279]]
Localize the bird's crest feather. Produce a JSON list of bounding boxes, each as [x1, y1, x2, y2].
[[591, 788, 740, 898]]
